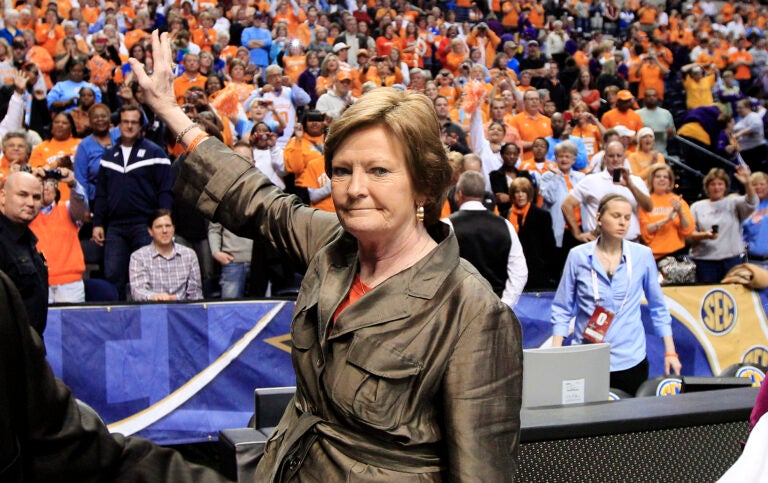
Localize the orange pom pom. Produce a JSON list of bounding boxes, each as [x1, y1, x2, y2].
[[211, 83, 254, 119], [461, 80, 487, 115]]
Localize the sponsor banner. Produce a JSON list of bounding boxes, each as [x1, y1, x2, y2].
[[45, 286, 768, 445]]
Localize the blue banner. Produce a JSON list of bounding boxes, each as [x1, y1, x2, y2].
[[45, 286, 768, 445]]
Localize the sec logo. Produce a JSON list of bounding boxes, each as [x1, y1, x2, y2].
[[735, 366, 765, 387], [742, 346, 768, 370], [700, 289, 737, 335], [657, 378, 682, 396]]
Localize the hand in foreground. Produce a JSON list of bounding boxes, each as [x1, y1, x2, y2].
[[664, 355, 682, 376], [127, 30, 179, 119]]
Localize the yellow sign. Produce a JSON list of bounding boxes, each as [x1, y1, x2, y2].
[[663, 284, 768, 375]]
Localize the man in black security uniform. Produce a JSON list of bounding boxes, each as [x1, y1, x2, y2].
[[0, 171, 47, 336], [445, 171, 528, 309]]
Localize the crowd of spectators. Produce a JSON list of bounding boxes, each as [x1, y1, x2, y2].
[[0, 0, 767, 312]]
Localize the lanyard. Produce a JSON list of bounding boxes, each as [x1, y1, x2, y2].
[[591, 243, 632, 313]]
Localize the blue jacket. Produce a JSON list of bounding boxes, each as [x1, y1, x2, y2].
[[74, 127, 121, 202], [92, 136, 173, 227]]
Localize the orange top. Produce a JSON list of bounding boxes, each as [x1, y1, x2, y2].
[[638, 193, 694, 259], [571, 123, 601, 159], [29, 201, 85, 285], [283, 55, 306, 84], [124, 29, 150, 51], [304, 157, 335, 213], [35, 23, 66, 57], [638, 63, 665, 100], [173, 73, 207, 104], [284, 133, 324, 187], [628, 150, 663, 180], [600, 108, 644, 133], [729, 50, 753, 80], [332, 274, 370, 322], [509, 112, 553, 162], [191, 27, 218, 52]]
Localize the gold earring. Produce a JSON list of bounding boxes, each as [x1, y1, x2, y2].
[[416, 204, 425, 222]]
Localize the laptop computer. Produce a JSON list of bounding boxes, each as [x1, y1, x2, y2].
[[522, 343, 611, 408]]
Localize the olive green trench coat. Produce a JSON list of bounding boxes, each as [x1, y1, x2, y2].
[[175, 138, 523, 482]]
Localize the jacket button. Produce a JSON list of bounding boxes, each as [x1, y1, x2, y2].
[[316, 358, 322, 367]]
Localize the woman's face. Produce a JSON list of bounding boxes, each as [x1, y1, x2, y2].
[[501, 146, 519, 167], [737, 103, 750, 118], [488, 123, 505, 143], [327, 56, 338, 70], [424, 81, 437, 98], [598, 200, 632, 239], [231, 64, 245, 79], [753, 178, 768, 200], [707, 178, 727, 201], [79, 88, 96, 107], [331, 124, 420, 245], [639, 134, 654, 151], [532, 139, 548, 161], [555, 150, 575, 172], [51, 114, 72, 140], [580, 71, 590, 85], [89, 107, 111, 134], [200, 54, 212, 67], [652, 169, 671, 193], [470, 48, 482, 62], [307, 53, 319, 67], [131, 45, 145, 60], [206, 77, 222, 94], [70, 63, 85, 82], [513, 189, 529, 208]]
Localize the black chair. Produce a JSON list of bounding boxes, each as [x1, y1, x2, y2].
[[83, 279, 119, 302], [251, 386, 296, 431], [219, 386, 296, 481], [635, 375, 684, 397]]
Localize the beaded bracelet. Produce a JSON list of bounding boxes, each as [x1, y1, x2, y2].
[[185, 133, 210, 154], [175, 123, 198, 147]]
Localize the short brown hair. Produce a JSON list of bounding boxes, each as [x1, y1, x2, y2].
[[646, 163, 675, 192], [324, 87, 451, 225], [510, 177, 534, 202], [703, 167, 730, 194]]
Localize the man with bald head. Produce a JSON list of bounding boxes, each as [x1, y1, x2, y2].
[[561, 141, 652, 242], [0, 171, 48, 336]]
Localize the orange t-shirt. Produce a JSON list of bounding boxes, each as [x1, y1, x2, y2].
[[638, 63, 665, 99], [283, 55, 306, 84], [173, 73, 208, 104], [509, 112, 553, 162], [332, 274, 370, 322], [304, 156, 334, 213], [29, 201, 85, 285], [729, 51, 753, 80], [600, 108, 644, 133]]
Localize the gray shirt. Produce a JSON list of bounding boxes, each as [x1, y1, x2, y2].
[[690, 194, 758, 260], [637, 106, 675, 155]]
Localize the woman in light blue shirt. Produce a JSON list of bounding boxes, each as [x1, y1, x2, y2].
[[551, 194, 682, 395]]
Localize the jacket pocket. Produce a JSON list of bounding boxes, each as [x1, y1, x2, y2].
[[333, 335, 422, 431], [291, 292, 319, 351]]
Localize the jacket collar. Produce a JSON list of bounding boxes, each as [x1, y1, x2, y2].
[[326, 223, 459, 339]]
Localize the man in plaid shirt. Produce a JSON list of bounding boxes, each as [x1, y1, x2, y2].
[[128, 209, 202, 302]]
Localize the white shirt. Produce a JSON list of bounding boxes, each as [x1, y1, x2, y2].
[[569, 170, 650, 240], [252, 145, 286, 190], [442, 200, 528, 308]]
